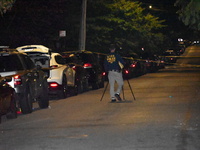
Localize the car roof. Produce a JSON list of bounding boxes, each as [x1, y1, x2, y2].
[[62, 50, 93, 54], [0, 48, 18, 53]]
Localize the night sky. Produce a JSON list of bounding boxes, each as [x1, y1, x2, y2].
[[0, 0, 191, 49], [140, 0, 194, 42]]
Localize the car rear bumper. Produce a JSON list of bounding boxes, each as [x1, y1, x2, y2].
[[48, 82, 63, 94]]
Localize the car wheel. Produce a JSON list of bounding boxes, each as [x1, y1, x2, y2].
[[75, 80, 82, 94], [19, 88, 33, 114], [6, 92, 17, 119], [59, 76, 68, 99], [73, 78, 83, 96], [83, 77, 89, 92], [38, 80, 49, 108]]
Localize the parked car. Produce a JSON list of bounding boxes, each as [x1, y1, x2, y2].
[[62, 50, 105, 90], [125, 52, 147, 75], [140, 52, 158, 73], [123, 57, 142, 79], [63, 53, 89, 94], [171, 45, 185, 56], [16, 45, 76, 98], [0, 76, 17, 123], [153, 55, 165, 69], [162, 49, 177, 65], [0, 48, 49, 114]]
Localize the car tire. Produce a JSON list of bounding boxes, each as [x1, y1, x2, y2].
[[19, 87, 33, 114], [6, 92, 17, 119], [83, 77, 89, 92], [59, 75, 68, 99], [77, 80, 83, 94], [38, 80, 49, 108], [72, 78, 82, 96]]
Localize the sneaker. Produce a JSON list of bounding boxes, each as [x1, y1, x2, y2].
[[115, 93, 122, 101], [111, 99, 116, 102]]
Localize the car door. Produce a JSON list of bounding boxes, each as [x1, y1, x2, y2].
[[21, 54, 42, 98]]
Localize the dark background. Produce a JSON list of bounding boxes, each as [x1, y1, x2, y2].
[[0, 0, 195, 53]]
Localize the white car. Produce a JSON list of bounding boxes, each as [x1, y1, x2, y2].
[[16, 45, 76, 98]]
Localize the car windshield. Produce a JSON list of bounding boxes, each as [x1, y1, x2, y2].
[[0, 55, 24, 72]]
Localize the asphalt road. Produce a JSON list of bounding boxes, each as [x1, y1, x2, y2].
[[1, 46, 200, 150]]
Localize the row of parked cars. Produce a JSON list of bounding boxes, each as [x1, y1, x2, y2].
[[0, 45, 107, 123], [1, 44, 177, 123], [120, 52, 165, 79], [0, 47, 50, 122], [122, 45, 185, 78]]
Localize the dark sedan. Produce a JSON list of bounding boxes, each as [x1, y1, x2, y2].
[[63, 54, 90, 94], [62, 51, 105, 90], [123, 57, 141, 79]]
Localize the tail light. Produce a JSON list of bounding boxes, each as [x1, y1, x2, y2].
[[14, 75, 22, 85], [130, 64, 136, 68], [124, 70, 129, 74], [49, 82, 59, 87], [50, 65, 58, 68], [83, 63, 92, 68], [17, 108, 22, 114], [72, 66, 76, 71], [102, 72, 106, 76]]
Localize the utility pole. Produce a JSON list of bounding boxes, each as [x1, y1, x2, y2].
[[79, 0, 87, 51]]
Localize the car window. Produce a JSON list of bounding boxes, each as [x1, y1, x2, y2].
[[64, 57, 74, 63], [55, 55, 65, 65], [65, 55, 82, 64], [20, 54, 35, 69], [21, 52, 50, 68], [0, 54, 24, 72]]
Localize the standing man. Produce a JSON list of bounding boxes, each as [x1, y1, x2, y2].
[[104, 44, 125, 102]]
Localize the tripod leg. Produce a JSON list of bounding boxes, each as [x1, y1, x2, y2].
[[127, 79, 136, 100], [100, 81, 109, 101]]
